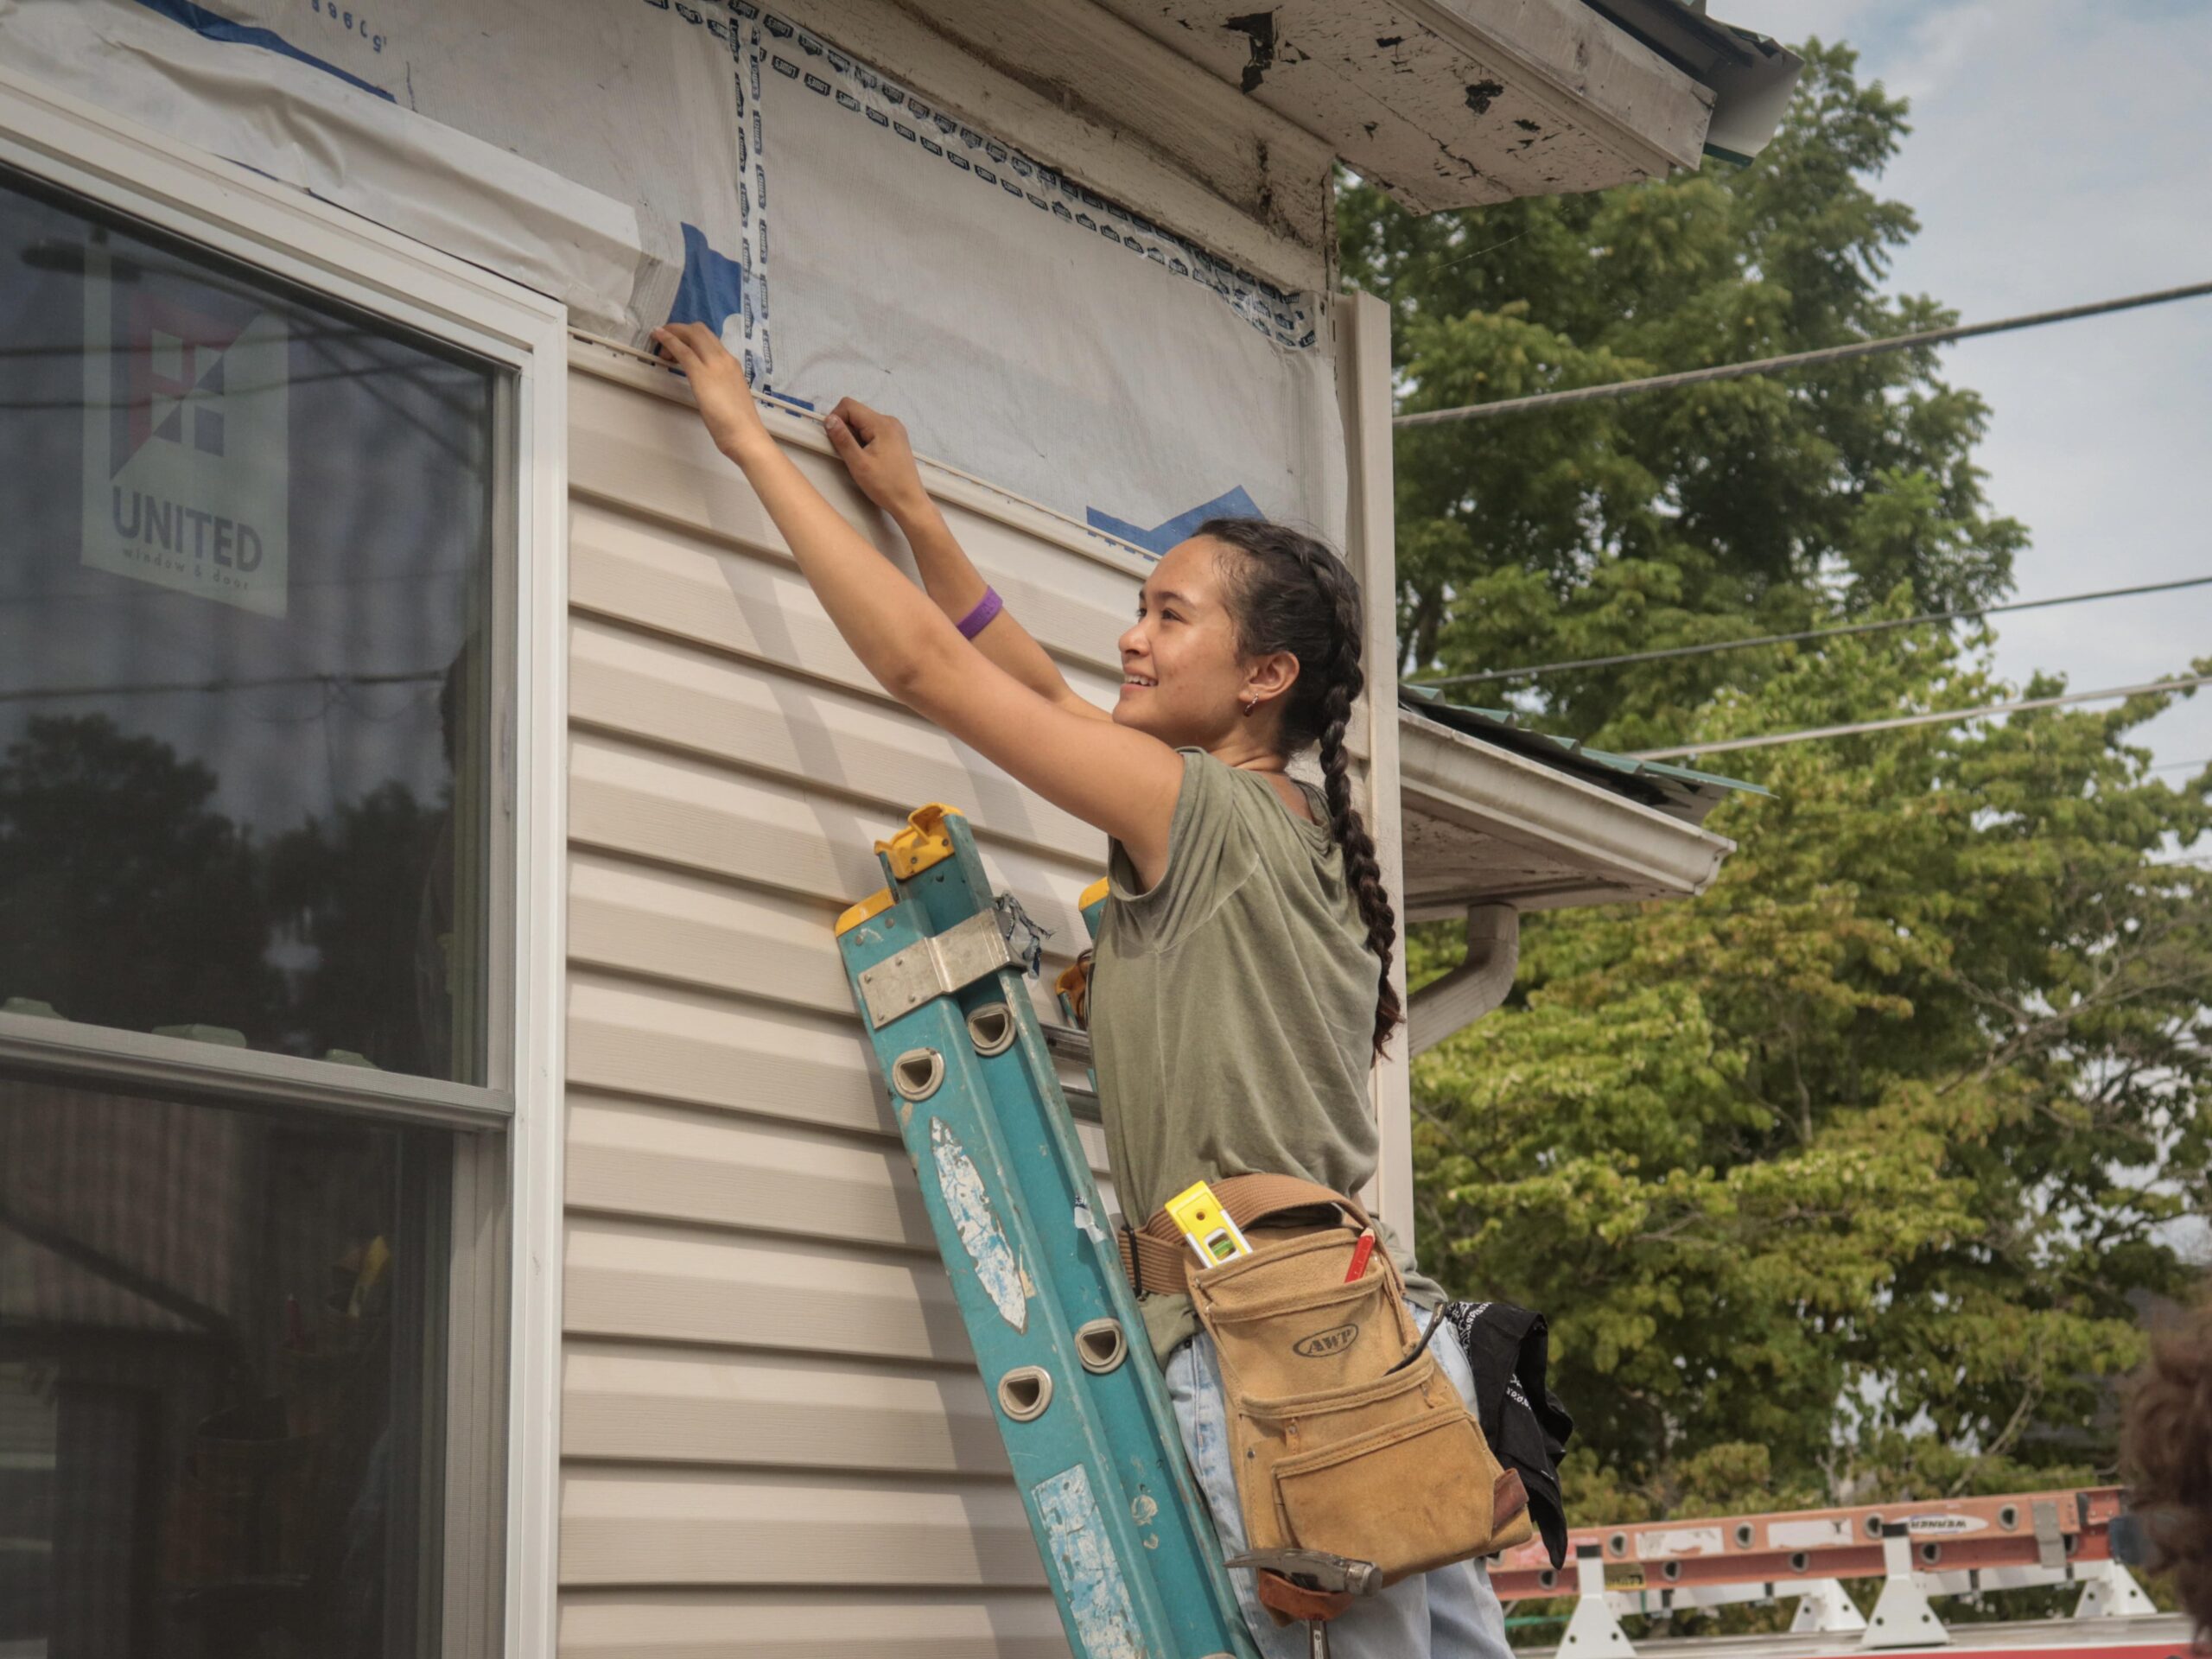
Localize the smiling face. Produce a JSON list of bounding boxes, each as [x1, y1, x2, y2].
[[1114, 537, 1295, 750]]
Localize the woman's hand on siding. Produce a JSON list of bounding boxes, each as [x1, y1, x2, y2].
[[652, 323, 770, 461], [652, 327, 1170, 870], [824, 397, 929, 519]]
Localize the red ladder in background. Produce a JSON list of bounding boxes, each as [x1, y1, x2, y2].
[[1492, 1487, 2176, 1659]]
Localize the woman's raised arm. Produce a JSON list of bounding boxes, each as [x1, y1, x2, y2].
[[652, 323, 1179, 884], [823, 397, 1110, 722]]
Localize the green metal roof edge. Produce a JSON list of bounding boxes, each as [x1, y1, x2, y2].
[[1398, 683, 1773, 808]]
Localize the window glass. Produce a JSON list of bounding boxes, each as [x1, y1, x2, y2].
[[0, 165, 500, 1084], [0, 1079, 443, 1656]]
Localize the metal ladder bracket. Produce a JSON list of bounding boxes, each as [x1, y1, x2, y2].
[[2073, 1558, 2157, 1619], [1792, 1579, 1867, 1634], [856, 908, 1021, 1027], [1564, 1545, 1638, 1659], [1863, 1526, 1950, 1649]]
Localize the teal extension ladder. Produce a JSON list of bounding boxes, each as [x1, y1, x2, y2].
[[833, 804, 1255, 1659]]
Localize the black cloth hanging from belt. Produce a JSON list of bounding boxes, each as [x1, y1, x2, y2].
[[1442, 1299, 1575, 1568]]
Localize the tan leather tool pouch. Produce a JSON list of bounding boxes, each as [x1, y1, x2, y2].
[[1187, 1223, 1534, 1595]]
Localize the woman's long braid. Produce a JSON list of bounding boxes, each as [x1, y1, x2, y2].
[[1313, 582, 1403, 1061], [1198, 517, 1405, 1060]]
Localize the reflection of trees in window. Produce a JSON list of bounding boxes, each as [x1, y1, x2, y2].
[[267, 780, 447, 1077], [0, 714, 447, 1073], [0, 714, 276, 1037]]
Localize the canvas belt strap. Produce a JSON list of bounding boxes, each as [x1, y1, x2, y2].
[[1118, 1172, 1374, 1297]]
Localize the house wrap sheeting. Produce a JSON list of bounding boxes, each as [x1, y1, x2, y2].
[[751, 18, 1344, 547], [0, 0, 1344, 543]]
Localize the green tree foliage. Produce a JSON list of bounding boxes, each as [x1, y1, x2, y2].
[[1413, 630, 2211, 1517], [1343, 41, 2025, 749], [1348, 41, 2212, 1528]]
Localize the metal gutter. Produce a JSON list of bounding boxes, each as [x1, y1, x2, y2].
[[1575, 0, 1804, 163], [1400, 685, 1768, 826], [1398, 706, 1737, 918]]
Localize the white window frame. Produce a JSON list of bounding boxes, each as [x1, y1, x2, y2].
[[0, 63, 567, 1657]]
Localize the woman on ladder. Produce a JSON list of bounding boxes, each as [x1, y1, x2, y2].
[[653, 321, 1516, 1659]]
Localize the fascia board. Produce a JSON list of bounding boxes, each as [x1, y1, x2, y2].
[[1086, 0, 1713, 213], [1398, 708, 1734, 910], [1397, 0, 1714, 175]]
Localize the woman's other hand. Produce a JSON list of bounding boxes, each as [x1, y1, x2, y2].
[[651, 322, 768, 460], [825, 397, 928, 519]]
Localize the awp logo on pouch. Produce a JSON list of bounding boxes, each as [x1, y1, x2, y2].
[[80, 245, 289, 617], [1294, 1322, 1360, 1359]]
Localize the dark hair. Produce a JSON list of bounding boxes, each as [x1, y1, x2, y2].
[[1198, 516, 1403, 1061], [2124, 1302, 2212, 1637]]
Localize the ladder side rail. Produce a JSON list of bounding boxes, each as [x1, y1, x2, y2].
[[1494, 1530, 2120, 1604], [839, 817, 1255, 1659], [849, 913, 1196, 1656], [1495, 1485, 2120, 1597], [907, 823, 1249, 1651], [1507, 1486, 2120, 1570]]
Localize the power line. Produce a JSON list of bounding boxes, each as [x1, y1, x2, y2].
[[1410, 573, 2212, 688], [1394, 277, 2212, 428], [1632, 672, 2212, 763]]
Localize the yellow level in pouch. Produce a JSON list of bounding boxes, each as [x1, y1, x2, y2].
[[1164, 1179, 1253, 1268]]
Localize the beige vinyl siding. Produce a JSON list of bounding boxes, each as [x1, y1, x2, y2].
[[557, 347, 1131, 1656]]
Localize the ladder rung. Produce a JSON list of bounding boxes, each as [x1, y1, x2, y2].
[[1039, 1021, 1092, 1064], [1041, 1023, 1097, 1122]]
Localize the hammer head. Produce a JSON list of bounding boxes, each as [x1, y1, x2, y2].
[[1224, 1548, 1382, 1599]]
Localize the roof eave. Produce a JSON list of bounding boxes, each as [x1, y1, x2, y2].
[[1082, 0, 1801, 215], [1397, 707, 1737, 919]]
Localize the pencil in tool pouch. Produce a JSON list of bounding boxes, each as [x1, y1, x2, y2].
[[1165, 1179, 1254, 1268]]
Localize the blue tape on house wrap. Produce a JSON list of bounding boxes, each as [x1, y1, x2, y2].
[[134, 0, 395, 100], [669, 224, 750, 339], [1087, 485, 1263, 557]]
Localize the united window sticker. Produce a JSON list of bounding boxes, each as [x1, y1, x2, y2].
[[80, 244, 289, 618]]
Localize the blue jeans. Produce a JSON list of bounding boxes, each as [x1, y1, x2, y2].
[[1164, 1317, 1518, 1659]]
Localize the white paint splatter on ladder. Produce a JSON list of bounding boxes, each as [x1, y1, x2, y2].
[[931, 1116, 1027, 1331], [1034, 1464, 1147, 1659]]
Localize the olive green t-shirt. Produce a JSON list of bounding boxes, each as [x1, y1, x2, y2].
[[1090, 747, 1441, 1365]]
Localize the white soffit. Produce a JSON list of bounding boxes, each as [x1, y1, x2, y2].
[[1086, 0, 1719, 210], [1397, 709, 1735, 918], [772, 0, 1341, 290]]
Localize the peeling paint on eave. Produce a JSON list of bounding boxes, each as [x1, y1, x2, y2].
[[1088, 0, 1717, 213]]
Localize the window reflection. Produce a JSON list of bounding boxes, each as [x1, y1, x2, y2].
[[0, 165, 499, 1084], [0, 1080, 442, 1656]]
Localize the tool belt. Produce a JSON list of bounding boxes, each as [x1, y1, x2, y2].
[[1121, 1175, 1534, 1598]]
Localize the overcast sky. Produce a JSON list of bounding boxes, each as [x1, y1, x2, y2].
[[1767, 0, 2211, 785]]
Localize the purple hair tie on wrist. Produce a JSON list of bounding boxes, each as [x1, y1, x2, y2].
[[956, 586, 1004, 640]]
